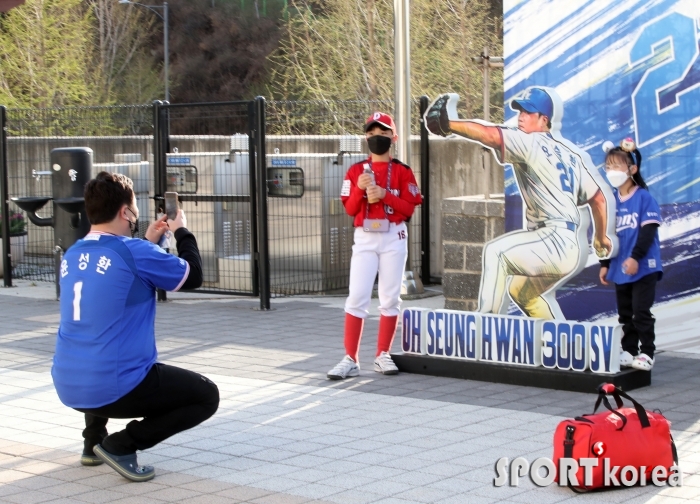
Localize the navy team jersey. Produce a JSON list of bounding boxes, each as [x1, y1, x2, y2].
[[52, 232, 189, 408], [606, 186, 662, 285]]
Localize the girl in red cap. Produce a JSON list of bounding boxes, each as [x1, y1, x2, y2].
[[327, 112, 423, 379]]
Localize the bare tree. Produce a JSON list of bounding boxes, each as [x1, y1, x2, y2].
[[88, 0, 161, 103], [268, 0, 502, 121]]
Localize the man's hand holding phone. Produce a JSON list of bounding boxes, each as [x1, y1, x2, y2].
[[145, 214, 169, 244], [167, 208, 187, 233]]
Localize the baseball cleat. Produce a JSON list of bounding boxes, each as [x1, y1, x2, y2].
[[327, 356, 360, 380], [374, 351, 399, 375]]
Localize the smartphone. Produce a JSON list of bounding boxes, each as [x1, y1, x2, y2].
[[164, 192, 179, 220]]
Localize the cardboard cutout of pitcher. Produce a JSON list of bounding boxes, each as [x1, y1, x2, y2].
[[424, 87, 618, 320]]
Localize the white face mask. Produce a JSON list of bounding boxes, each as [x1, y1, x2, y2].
[[606, 170, 629, 188]]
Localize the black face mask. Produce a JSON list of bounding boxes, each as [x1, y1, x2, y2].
[[128, 219, 139, 238], [367, 135, 392, 155], [126, 208, 139, 238]]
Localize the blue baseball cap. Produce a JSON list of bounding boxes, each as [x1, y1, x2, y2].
[[511, 88, 554, 118]]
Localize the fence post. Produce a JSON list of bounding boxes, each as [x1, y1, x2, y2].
[[0, 106, 11, 287], [254, 96, 270, 310], [248, 101, 260, 297], [152, 101, 162, 197], [152, 100, 168, 302], [419, 96, 431, 284]]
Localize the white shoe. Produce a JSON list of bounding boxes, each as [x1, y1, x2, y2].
[[374, 351, 399, 375], [630, 353, 654, 371], [619, 350, 635, 368], [327, 356, 360, 380]]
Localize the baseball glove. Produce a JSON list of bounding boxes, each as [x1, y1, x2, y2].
[[424, 93, 458, 137]]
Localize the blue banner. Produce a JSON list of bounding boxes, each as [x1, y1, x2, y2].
[[504, 0, 700, 323]]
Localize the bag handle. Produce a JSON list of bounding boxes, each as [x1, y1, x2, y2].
[[594, 383, 651, 429]]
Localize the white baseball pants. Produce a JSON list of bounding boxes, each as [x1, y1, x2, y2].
[[345, 222, 408, 319], [478, 226, 581, 318]]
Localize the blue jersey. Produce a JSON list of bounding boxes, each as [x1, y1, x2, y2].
[[52, 232, 189, 408], [606, 186, 662, 285]]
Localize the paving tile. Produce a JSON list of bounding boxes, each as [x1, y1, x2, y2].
[[138, 486, 203, 501], [11, 474, 64, 490], [71, 488, 133, 504], [0, 484, 25, 498], [214, 485, 273, 500], [252, 476, 307, 493], [248, 494, 312, 504], [2, 490, 57, 504], [39, 481, 96, 497], [177, 494, 237, 504], [287, 483, 343, 500]]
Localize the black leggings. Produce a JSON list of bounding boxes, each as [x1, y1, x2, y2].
[[616, 272, 659, 359], [78, 363, 219, 455]]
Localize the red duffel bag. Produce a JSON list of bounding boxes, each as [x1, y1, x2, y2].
[[552, 383, 678, 491]]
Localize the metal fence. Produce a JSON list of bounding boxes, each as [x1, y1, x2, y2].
[[1, 105, 153, 283], [0, 98, 431, 303], [264, 99, 425, 295]]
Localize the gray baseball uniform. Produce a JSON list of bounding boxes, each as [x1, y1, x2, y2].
[[478, 127, 600, 318]]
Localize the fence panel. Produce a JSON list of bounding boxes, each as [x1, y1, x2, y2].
[[265, 99, 424, 296], [159, 102, 257, 295], [4, 105, 153, 282]]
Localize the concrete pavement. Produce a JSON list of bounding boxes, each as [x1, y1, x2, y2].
[[1, 281, 700, 503]]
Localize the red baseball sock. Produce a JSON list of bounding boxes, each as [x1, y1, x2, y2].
[[377, 315, 399, 356], [343, 313, 364, 362]]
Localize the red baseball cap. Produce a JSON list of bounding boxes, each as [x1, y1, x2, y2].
[[364, 112, 396, 133]]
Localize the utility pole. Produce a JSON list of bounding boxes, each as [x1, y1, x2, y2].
[[394, 0, 424, 294]]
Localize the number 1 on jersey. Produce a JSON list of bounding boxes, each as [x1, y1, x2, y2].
[[73, 281, 83, 321]]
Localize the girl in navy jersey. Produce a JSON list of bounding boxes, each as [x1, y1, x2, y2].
[[599, 139, 662, 371], [327, 112, 422, 380]]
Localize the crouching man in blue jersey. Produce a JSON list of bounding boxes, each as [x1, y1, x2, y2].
[[51, 171, 219, 482]]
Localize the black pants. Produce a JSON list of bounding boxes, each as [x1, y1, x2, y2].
[[77, 363, 219, 456], [616, 272, 659, 359]]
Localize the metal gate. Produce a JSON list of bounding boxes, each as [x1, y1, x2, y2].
[[154, 98, 270, 308]]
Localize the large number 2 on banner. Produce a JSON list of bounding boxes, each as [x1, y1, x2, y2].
[[631, 12, 700, 147]]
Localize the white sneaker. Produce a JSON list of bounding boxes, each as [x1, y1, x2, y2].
[[630, 353, 654, 371], [619, 350, 635, 367], [327, 356, 360, 380], [374, 351, 399, 375]]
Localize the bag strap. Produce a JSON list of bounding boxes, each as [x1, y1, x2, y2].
[[563, 425, 588, 494], [610, 387, 651, 428], [671, 434, 678, 465], [597, 395, 628, 431], [594, 383, 651, 429]]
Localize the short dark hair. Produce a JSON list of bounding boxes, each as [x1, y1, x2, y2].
[[84, 171, 134, 224]]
